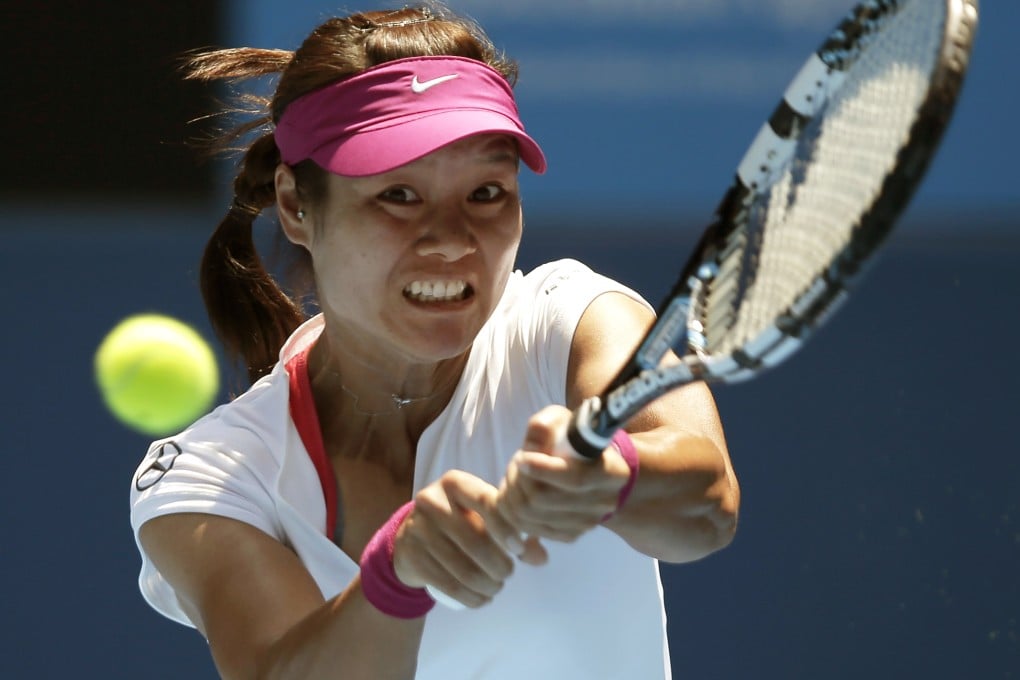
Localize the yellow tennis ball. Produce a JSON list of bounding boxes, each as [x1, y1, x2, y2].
[[95, 313, 219, 437]]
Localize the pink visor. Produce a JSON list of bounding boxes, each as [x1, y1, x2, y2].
[[274, 56, 546, 177]]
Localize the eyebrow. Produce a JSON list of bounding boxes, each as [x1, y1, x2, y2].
[[477, 140, 521, 165], [481, 150, 519, 165]]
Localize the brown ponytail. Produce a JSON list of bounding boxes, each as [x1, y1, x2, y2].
[[199, 134, 306, 385], [182, 3, 518, 386]]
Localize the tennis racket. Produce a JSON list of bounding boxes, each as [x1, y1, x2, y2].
[[428, 0, 978, 611], [563, 0, 979, 459]]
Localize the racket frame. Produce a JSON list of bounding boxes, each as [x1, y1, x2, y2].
[[567, 0, 978, 459]]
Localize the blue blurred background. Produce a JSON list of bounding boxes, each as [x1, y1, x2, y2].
[[2, 1, 1016, 678]]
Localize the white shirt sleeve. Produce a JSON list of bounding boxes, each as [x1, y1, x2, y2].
[[518, 258, 653, 405], [129, 384, 290, 627]]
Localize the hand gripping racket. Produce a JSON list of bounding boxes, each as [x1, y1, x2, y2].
[[564, 0, 978, 458]]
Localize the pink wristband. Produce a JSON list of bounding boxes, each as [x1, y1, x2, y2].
[[602, 430, 640, 522], [359, 500, 435, 619]]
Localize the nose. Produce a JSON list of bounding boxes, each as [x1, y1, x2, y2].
[[415, 211, 478, 261]]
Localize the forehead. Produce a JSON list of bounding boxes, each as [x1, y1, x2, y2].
[[353, 133, 520, 181], [325, 133, 520, 196], [428, 133, 519, 162]]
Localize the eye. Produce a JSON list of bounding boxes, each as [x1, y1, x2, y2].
[[377, 186, 420, 204], [469, 184, 505, 202]]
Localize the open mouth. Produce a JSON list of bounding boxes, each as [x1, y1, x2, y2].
[[403, 280, 473, 303]]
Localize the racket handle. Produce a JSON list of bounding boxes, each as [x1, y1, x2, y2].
[[426, 584, 466, 611], [563, 396, 613, 460]]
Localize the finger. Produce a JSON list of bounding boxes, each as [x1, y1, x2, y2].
[[515, 513, 604, 543], [516, 450, 627, 494], [394, 504, 491, 592], [401, 472, 515, 601], [518, 535, 548, 565], [434, 475, 516, 581], [503, 456, 619, 516], [475, 502, 528, 558], [401, 510, 511, 608], [423, 514, 513, 585], [521, 405, 572, 454], [504, 480, 617, 520], [412, 545, 499, 609], [498, 482, 606, 541]]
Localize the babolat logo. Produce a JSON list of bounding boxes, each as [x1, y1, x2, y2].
[[607, 363, 696, 419], [607, 369, 671, 419]]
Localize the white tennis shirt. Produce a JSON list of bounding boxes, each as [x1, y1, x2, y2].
[[130, 259, 671, 679]]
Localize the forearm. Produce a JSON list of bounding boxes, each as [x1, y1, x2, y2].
[[252, 575, 425, 680], [604, 428, 739, 564]]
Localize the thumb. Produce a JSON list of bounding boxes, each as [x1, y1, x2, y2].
[[523, 405, 572, 454]]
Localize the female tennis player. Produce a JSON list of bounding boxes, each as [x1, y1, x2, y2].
[[129, 5, 739, 679]]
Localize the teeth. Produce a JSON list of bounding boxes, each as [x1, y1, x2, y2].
[[405, 280, 468, 302]]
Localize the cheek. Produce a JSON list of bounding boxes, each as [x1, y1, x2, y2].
[[493, 231, 521, 274], [497, 207, 524, 261], [483, 213, 523, 290], [309, 237, 381, 301], [484, 202, 523, 247]]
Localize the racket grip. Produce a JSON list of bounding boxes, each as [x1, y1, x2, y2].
[[562, 396, 614, 460], [426, 584, 466, 611]]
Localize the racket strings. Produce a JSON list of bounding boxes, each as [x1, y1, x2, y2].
[[706, 0, 943, 355]]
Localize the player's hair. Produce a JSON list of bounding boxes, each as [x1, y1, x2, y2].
[[185, 3, 517, 384]]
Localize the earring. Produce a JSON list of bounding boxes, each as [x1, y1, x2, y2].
[[297, 210, 306, 220]]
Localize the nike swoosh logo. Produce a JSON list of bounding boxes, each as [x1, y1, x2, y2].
[[411, 74, 459, 94]]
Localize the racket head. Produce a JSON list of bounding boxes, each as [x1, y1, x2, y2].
[[575, 0, 979, 452], [679, 0, 978, 384]]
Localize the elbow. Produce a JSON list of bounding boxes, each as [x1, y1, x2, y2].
[[718, 461, 740, 536], [693, 491, 740, 562], [669, 500, 738, 564], [705, 469, 741, 555], [708, 490, 739, 554], [701, 441, 741, 556], [664, 470, 740, 564], [620, 432, 741, 563]]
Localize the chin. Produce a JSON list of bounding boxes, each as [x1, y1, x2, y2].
[[413, 337, 473, 362], [404, 324, 477, 361]]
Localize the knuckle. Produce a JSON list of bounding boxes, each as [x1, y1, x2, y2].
[[413, 494, 439, 517], [439, 469, 464, 490]]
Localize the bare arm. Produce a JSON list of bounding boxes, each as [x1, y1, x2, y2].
[[138, 459, 535, 679], [139, 513, 425, 680], [497, 291, 740, 563]]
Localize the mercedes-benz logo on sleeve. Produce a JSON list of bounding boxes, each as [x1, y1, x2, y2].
[[135, 441, 183, 491]]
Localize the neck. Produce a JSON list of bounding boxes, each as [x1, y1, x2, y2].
[[306, 328, 468, 422]]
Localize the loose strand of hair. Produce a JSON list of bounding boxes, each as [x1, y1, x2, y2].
[[178, 46, 290, 158], [180, 47, 294, 82], [187, 111, 273, 159]]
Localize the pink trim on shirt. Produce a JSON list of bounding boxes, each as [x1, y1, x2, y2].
[[286, 347, 337, 537]]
